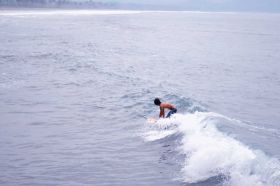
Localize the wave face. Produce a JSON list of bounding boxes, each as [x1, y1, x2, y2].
[[143, 112, 280, 186]]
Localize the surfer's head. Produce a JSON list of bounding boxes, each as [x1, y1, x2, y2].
[[154, 98, 161, 106]]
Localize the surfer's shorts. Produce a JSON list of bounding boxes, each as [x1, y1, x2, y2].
[[166, 108, 177, 118]]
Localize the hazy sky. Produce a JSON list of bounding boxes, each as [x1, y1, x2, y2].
[[89, 0, 280, 12]]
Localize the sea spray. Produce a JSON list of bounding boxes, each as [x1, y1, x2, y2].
[[144, 112, 280, 185]]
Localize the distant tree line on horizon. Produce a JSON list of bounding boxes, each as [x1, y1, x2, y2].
[[0, 0, 117, 8]]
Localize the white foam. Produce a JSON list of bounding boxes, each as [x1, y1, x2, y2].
[[143, 118, 178, 141], [143, 112, 280, 185]]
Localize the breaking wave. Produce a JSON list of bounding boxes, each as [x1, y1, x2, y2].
[[143, 112, 280, 186]]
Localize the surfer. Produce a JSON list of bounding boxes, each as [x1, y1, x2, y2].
[[154, 98, 177, 118]]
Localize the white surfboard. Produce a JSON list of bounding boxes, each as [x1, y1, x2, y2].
[[147, 117, 157, 124]]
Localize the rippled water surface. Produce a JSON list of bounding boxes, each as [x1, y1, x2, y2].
[[0, 10, 280, 186]]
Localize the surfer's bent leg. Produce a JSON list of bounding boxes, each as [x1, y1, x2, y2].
[[166, 108, 177, 118]]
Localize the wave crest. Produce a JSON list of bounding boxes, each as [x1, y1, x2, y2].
[[143, 112, 280, 186]]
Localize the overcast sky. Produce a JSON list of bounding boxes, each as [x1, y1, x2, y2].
[[88, 0, 280, 12]]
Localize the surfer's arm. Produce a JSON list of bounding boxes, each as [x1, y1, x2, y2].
[[159, 107, 165, 118]]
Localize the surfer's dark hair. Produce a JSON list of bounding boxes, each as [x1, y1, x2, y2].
[[154, 98, 161, 106]]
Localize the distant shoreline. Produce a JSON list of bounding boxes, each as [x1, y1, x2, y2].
[[0, 7, 280, 16]]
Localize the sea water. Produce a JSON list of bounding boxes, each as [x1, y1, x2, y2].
[[0, 10, 280, 186]]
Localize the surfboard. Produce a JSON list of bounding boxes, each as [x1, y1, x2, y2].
[[147, 117, 157, 124]]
